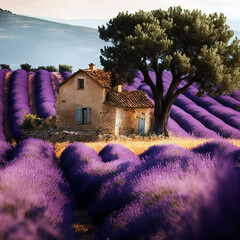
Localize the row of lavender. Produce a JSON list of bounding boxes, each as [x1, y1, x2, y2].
[[0, 138, 78, 239], [60, 140, 240, 239], [124, 71, 240, 138], [0, 70, 6, 141], [0, 69, 71, 141]]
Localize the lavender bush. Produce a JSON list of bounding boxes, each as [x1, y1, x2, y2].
[[99, 143, 139, 163], [231, 90, 240, 101], [0, 70, 6, 141], [58, 141, 240, 239], [167, 117, 194, 138], [61, 71, 72, 80], [8, 69, 31, 140], [215, 94, 240, 111], [170, 105, 220, 138], [35, 70, 56, 118], [61, 142, 140, 208], [0, 141, 11, 168], [98, 144, 240, 240], [0, 138, 77, 239], [192, 139, 240, 165], [183, 85, 240, 130], [61, 142, 108, 206], [174, 94, 240, 138], [89, 145, 193, 224]]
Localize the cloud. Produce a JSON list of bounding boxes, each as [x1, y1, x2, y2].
[[0, 34, 19, 39], [1, 0, 240, 20]]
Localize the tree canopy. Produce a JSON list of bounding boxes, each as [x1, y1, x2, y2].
[[0, 64, 11, 70], [99, 6, 240, 136], [20, 63, 32, 72], [59, 64, 73, 73]]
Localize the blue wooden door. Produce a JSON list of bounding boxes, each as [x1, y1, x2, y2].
[[139, 118, 145, 134]]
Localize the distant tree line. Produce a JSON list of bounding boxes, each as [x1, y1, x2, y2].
[[0, 64, 73, 73], [0, 9, 12, 14]]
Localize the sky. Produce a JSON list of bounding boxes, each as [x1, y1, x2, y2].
[[0, 0, 240, 29]]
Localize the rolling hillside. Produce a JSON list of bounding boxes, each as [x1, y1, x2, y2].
[[1, 9, 240, 71], [0, 9, 105, 71]]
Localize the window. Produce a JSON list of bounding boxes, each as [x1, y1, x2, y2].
[[77, 79, 84, 89], [76, 107, 91, 124]]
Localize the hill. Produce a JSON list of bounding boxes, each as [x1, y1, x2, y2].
[[38, 17, 108, 29], [0, 9, 240, 71], [0, 9, 105, 71]]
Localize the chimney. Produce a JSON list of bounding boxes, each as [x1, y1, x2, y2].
[[88, 63, 96, 70], [113, 84, 122, 93]]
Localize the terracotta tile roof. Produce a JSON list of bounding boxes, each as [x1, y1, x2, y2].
[[107, 90, 154, 108], [58, 69, 111, 89], [84, 69, 111, 88]]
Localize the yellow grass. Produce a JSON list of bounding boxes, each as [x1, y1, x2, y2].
[[54, 137, 240, 159]]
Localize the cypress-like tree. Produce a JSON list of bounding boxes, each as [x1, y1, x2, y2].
[[99, 6, 240, 136]]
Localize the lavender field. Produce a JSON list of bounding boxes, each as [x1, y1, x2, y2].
[[0, 68, 240, 239], [0, 69, 70, 141], [0, 69, 239, 141], [0, 138, 239, 239], [124, 71, 240, 139]]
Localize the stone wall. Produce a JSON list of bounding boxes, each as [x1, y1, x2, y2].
[[24, 130, 103, 143], [99, 104, 116, 135], [116, 108, 153, 135]]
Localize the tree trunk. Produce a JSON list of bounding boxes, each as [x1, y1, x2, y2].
[[152, 101, 170, 137]]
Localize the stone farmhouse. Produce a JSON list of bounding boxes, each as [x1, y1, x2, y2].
[[56, 63, 154, 136]]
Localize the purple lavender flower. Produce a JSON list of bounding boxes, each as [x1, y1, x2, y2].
[[99, 146, 240, 240], [61, 142, 140, 208], [0, 70, 6, 141], [0, 138, 78, 239], [61, 71, 72, 80], [170, 105, 220, 138], [231, 90, 240, 101], [192, 138, 240, 165], [8, 70, 31, 140], [215, 94, 240, 111], [174, 94, 240, 138], [167, 117, 194, 138], [0, 141, 11, 168], [35, 70, 56, 118], [99, 143, 139, 163], [183, 85, 240, 129]]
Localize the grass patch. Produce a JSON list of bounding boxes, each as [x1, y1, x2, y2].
[[54, 137, 240, 159]]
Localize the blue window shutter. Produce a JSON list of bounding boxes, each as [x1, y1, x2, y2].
[[84, 107, 91, 124], [76, 107, 83, 124]]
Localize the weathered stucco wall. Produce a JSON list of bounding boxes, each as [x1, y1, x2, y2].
[[99, 104, 116, 135], [56, 72, 108, 130], [116, 108, 153, 135]]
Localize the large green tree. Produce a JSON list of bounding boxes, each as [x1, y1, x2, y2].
[[99, 6, 240, 136]]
